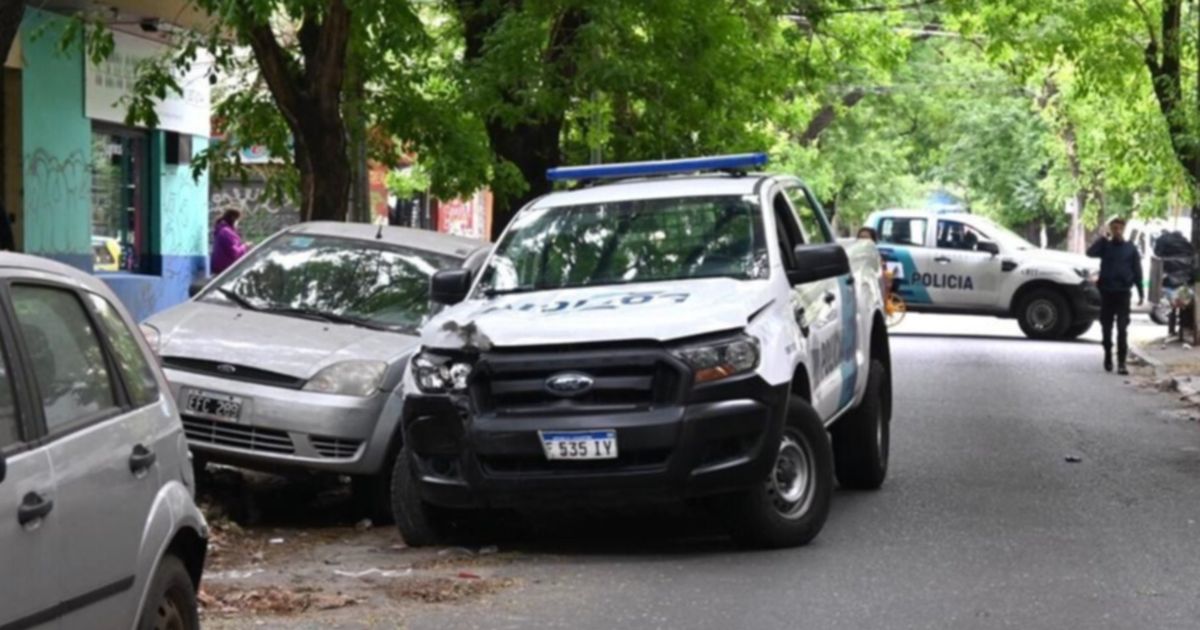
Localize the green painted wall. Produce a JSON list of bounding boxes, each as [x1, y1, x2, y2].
[[21, 8, 91, 264], [160, 137, 210, 257]]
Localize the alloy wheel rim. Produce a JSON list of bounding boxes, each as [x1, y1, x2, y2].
[[1029, 299, 1058, 331]]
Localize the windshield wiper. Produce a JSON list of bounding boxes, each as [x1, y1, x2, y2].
[[263, 306, 395, 332], [217, 288, 261, 311], [483, 286, 545, 298]]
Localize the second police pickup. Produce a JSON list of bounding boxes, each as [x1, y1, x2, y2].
[[390, 154, 892, 548], [867, 209, 1102, 340]]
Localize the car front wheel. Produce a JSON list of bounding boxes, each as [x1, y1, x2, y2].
[[727, 394, 833, 549], [1018, 289, 1070, 340]]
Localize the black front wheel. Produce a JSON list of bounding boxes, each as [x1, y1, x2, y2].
[[138, 555, 199, 630], [727, 395, 834, 549], [832, 359, 890, 490], [390, 444, 458, 547], [1017, 289, 1070, 340]]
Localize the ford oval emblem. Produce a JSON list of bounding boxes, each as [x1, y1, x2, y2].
[[545, 372, 595, 397], [216, 364, 237, 374]]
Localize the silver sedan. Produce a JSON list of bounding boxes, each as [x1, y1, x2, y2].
[[143, 221, 487, 518]]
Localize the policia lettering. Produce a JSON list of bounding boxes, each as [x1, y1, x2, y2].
[[910, 273, 974, 291]]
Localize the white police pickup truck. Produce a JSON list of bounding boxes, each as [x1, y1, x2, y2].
[[389, 154, 892, 549], [866, 209, 1102, 340]]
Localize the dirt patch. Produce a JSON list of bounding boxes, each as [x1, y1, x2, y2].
[[200, 584, 359, 617], [383, 576, 517, 604]]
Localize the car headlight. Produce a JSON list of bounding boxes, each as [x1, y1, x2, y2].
[[303, 360, 387, 397], [412, 352, 474, 394], [1076, 267, 1100, 284], [139, 323, 161, 355], [671, 334, 760, 384]]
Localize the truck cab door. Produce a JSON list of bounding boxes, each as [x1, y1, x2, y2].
[[931, 219, 1002, 308], [772, 188, 844, 419], [877, 216, 933, 307]]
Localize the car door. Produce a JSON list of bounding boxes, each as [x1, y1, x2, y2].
[[877, 216, 934, 307], [771, 188, 843, 419], [0, 305, 60, 630], [785, 184, 859, 412], [7, 282, 160, 629], [931, 219, 1002, 308]]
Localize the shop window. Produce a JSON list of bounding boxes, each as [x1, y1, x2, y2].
[[91, 125, 150, 273]]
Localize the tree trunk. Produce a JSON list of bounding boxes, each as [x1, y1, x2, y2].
[[0, 0, 25, 225]]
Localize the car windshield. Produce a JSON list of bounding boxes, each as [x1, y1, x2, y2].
[[476, 195, 768, 295], [208, 233, 462, 333]]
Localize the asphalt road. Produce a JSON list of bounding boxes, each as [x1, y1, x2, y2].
[[392, 313, 1200, 630]]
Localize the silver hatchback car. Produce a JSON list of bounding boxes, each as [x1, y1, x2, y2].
[[0, 254, 207, 629], [144, 222, 486, 518]]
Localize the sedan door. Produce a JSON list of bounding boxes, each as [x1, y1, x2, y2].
[[7, 282, 160, 628], [0, 324, 60, 630]]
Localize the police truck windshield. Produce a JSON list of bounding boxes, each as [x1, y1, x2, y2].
[[478, 196, 769, 295]]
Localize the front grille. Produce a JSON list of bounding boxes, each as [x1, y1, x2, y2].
[[163, 357, 306, 390], [310, 436, 363, 459], [472, 347, 684, 415], [183, 416, 295, 454]]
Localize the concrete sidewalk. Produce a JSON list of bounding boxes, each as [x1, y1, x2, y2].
[[1131, 330, 1200, 400]]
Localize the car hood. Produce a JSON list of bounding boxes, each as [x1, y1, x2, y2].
[[422, 277, 774, 350], [1014, 248, 1097, 271], [146, 301, 419, 379]]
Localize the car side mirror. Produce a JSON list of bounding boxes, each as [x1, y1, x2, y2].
[[430, 269, 473, 305], [789, 244, 851, 285], [977, 241, 1000, 256], [188, 277, 209, 298]]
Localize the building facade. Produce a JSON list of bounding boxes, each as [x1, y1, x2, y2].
[[13, 5, 211, 321]]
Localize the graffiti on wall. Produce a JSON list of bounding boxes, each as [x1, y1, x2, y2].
[[210, 180, 300, 244], [24, 148, 91, 255]]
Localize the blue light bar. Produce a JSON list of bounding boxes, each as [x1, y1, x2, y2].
[[546, 153, 768, 183]]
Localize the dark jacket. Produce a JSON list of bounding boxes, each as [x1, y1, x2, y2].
[[1087, 238, 1143, 295]]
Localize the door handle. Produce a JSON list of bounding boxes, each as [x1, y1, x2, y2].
[[934, 256, 951, 264], [824, 292, 836, 304], [18, 492, 53, 527], [129, 444, 157, 475]]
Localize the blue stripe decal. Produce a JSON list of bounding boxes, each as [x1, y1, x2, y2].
[[837, 275, 859, 410], [879, 246, 932, 305]]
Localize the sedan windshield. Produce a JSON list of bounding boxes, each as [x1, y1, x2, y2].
[[477, 195, 768, 295], [208, 234, 461, 332]]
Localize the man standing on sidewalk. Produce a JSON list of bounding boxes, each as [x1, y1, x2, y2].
[[1087, 216, 1144, 374]]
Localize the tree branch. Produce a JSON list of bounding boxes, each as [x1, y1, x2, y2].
[[825, 0, 940, 15], [799, 88, 866, 146]]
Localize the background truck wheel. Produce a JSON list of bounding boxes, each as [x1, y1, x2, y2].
[[137, 554, 200, 630], [390, 444, 463, 547], [1017, 289, 1070, 340], [727, 394, 833, 549], [832, 359, 890, 490], [1062, 321, 1094, 340]]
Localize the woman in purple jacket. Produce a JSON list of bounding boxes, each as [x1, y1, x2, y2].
[[210, 209, 249, 275]]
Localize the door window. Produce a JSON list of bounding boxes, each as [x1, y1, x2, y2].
[[786, 187, 832, 245], [87, 294, 160, 408], [90, 126, 149, 273], [772, 192, 803, 269], [936, 220, 990, 251], [879, 218, 928, 247], [12, 285, 118, 432]]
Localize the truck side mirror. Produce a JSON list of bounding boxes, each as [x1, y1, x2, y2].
[[431, 269, 473, 305], [188, 277, 210, 298], [789, 244, 851, 285], [977, 241, 1000, 256]]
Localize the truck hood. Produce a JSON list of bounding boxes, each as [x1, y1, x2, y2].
[[1013, 248, 1096, 270], [423, 278, 775, 350], [146, 301, 419, 379]]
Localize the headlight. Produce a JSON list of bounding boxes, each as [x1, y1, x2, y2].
[[139, 323, 161, 355], [671, 334, 760, 384], [412, 352, 474, 393], [303, 360, 387, 397], [1075, 267, 1100, 284]]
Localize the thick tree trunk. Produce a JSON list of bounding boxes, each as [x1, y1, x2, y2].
[[0, 0, 25, 222]]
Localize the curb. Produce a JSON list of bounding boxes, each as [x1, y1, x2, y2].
[[1132, 341, 1200, 401]]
